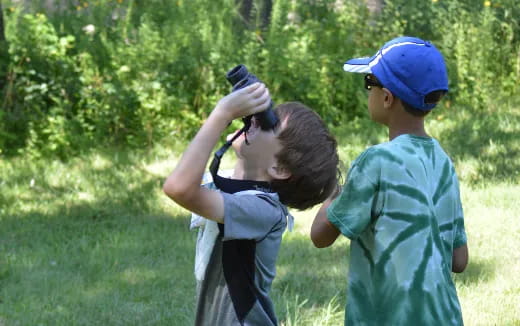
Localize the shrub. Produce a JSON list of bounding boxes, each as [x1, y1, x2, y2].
[[1, 0, 519, 158]]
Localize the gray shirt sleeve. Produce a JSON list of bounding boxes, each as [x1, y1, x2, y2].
[[221, 192, 286, 241]]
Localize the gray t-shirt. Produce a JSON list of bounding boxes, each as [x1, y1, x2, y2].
[[194, 191, 288, 326]]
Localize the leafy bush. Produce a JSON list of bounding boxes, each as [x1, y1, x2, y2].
[[1, 0, 519, 158], [2, 11, 81, 158], [377, 0, 520, 110]]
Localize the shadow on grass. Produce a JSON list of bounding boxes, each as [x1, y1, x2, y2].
[[272, 233, 497, 323], [329, 101, 520, 185], [452, 256, 496, 286], [272, 234, 349, 321], [435, 105, 520, 184], [0, 154, 199, 325], [1, 205, 197, 325]]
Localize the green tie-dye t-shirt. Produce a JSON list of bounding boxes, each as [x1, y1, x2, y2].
[[328, 134, 466, 326]]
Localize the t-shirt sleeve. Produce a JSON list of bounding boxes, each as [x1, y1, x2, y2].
[[453, 179, 467, 248], [327, 150, 379, 240], [453, 216, 467, 249], [221, 193, 285, 241]]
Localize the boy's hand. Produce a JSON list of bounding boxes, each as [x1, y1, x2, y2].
[[163, 82, 269, 224], [214, 83, 271, 122]]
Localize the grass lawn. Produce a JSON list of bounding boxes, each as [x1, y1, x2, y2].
[[1, 103, 519, 325]]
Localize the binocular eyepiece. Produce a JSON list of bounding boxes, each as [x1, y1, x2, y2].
[[225, 64, 279, 131]]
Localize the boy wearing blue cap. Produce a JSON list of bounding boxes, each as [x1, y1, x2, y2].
[[310, 37, 468, 325]]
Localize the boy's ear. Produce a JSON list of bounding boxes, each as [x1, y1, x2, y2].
[[268, 164, 291, 180], [382, 88, 395, 110]]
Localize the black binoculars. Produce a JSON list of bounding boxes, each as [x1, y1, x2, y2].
[[225, 64, 279, 131]]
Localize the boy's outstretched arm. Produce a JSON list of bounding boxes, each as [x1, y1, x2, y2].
[[311, 198, 341, 248], [163, 83, 271, 223], [452, 244, 468, 273]]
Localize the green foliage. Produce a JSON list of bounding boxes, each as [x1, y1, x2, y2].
[[2, 11, 81, 158], [377, 0, 520, 110], [0, 0, 519, 158], [261, 0, 370, 123], [433, 1, 517, 110]]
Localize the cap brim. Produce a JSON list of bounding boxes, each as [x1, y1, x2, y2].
[[343, 57, 373, 73]]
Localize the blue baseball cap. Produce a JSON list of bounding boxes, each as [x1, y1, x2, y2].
[[343, 36, 448, 111]]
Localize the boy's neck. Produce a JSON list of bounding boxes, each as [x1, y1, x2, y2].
[[388, 125, 429, 140], [232, 160, 271, 182], [387, 106, 429, 140]]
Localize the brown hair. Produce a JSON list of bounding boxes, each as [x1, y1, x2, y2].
[[270, 102, 340, 210]]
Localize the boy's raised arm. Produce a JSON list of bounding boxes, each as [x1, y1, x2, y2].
[[311, 198, 341, 248], [163, 83, 271, 223]]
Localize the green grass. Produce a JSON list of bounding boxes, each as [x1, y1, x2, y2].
[[1, 104, 520, 325]]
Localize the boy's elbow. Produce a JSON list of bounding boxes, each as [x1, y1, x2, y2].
[[452, 258, 468, 273], [452, 263, 467, 273], [162, 180, 175, 198], [310, 229, 334, 248], [310, 214, 340, 248], [311, 237, 332, 248], [163, 178, 192, 202]]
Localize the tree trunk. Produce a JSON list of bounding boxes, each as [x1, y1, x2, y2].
[[237, 0, 253, 26], [0, 2, 9, 94], [259, 0, 272, 29], [0, 2, 5, 42], [236, 0, 272, 29], [365, 0, 384, 15]]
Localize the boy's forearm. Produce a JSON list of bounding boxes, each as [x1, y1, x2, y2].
[[311, 198, 340, 248], [163, 109, 230, 201], [163, 83, 270, 221]]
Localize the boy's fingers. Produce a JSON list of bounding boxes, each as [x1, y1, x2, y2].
[[253, 85, 269, 102], [254, 90, 270, 110], [260, 88, 270, 104], [242, 82, 261, 93], [249, 87, 268, 105], [245, 82, 267, 97], [237, 82, 270, 112], [250, 83, 264, 97]]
